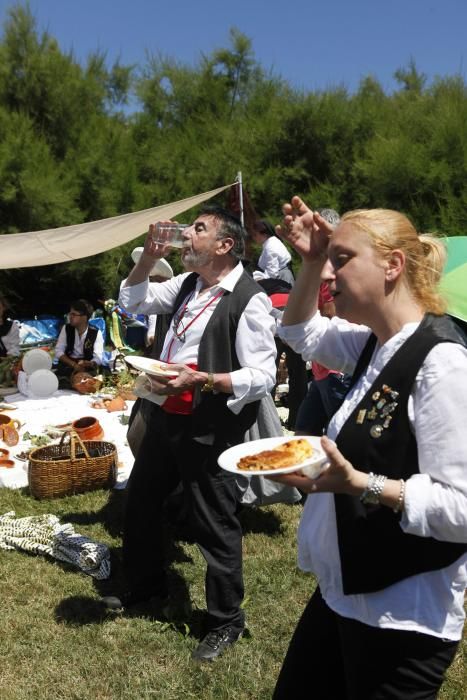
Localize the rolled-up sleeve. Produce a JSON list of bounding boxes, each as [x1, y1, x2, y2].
[[227, 292, 277, 414], [119, 274, 189, 316]]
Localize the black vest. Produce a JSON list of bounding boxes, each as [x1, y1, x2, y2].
[[169, 271, 265, 443], [0, 319, 13, 357], [65, 324, 98, 361], [335, 314, 467, 595]]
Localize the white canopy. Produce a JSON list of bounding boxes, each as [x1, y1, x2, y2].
[[0, 183, 233, 269]]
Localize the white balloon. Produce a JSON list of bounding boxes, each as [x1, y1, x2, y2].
[[28, 369, 58, 398], [22, 349, 53, 375]]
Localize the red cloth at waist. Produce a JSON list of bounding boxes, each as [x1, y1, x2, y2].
[[162, 362, 198, 415], [269, 293, 289, 309]]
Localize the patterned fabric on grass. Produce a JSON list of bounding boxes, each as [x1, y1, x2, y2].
[[0, 511, 110, 579]]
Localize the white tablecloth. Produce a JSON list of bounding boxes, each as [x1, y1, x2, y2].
[[0, 391, 135, 490]]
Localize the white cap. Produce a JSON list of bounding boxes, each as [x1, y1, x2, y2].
[[131, 247, 174, 279]]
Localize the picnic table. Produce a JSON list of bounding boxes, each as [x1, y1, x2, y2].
[[0, 390, 135, 491]]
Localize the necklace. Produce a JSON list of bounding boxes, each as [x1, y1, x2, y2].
[[166, 289, 224, 361]]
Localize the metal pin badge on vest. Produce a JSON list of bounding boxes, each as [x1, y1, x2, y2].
[[356, 409, 367, 424], [382, 383, 399, 400], [358, 383, 400, 437], [370, 424, 384, 439]]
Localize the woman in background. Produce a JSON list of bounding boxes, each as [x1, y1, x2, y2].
[[252, 219, 295, 285]]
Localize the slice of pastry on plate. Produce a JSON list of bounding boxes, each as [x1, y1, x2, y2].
[[237, 438, 312, 471]]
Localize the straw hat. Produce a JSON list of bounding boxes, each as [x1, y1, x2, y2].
[[131, 247, 174, 279]]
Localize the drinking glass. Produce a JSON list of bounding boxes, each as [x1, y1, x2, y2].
[[151, 223, 189, 249]]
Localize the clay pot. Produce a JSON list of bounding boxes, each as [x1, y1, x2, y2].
[[71, 416, 104, 441], [104, 396, 127, 412], [0, 414, 21, 429], [0, 459, 15, 468], [0, 425, 19, 446]]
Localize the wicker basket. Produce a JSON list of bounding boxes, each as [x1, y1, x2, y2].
[[28, 430, 117, 500]]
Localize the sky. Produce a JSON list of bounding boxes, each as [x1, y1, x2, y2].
[[0, 0, 466, 99]]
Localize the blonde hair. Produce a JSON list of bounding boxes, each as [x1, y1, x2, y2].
[[341, 209, 447, 315]]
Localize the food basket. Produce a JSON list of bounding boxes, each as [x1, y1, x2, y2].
[[71, 371, 103, 395], [28, 430, 117, 500]]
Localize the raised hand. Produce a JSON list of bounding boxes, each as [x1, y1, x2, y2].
[[141, 222, 172, 261], [126, 221, 172, 285], [277, 196, 333, 261]]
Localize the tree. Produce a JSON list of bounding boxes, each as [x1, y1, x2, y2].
[[1, 7, 466, 320]]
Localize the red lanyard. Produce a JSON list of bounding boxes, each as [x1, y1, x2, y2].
[[166, 289, 224, 362]]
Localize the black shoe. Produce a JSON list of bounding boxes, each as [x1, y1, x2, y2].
[[191, 626, 243, 662], [100, 590, 169, 613]]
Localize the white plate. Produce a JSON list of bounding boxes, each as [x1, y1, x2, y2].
[[22, 348, 52, 375], [218, 435, 328, 477], [28, 369, 59, 398], [124, 355, 179, 377]]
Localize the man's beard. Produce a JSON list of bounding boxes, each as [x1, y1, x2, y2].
[[182, 248, 211, 270]]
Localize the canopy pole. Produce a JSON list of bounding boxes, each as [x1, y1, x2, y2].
[[236, 171, 244, 227]]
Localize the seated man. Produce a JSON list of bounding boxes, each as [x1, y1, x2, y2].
[[54, 299, 104, 379]]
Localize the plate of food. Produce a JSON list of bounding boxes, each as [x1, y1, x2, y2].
[[218, 435, 328, 478], [124, 356, 179, 378]]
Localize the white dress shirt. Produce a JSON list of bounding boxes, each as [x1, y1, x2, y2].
[[55, 324, 105, 366], [119, 262, 277, 414], [253, 236, 292, 281], [279, 313, 467, 641]]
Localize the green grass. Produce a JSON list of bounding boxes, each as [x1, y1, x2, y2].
[[0, 487, 465, 699]]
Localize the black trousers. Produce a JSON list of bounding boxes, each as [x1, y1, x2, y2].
[[122, 406, 244, 633], [273, 588, 459, 700]]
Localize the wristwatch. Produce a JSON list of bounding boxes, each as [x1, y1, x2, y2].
[[201, 372, 215, 393], [360, 472, 387, 505]]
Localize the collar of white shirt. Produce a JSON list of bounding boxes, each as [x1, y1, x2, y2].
[[195, 261, 245, 294]]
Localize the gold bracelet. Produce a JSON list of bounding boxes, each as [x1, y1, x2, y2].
[[393, 479, 405, 513], [201, 372, 215, 393]]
